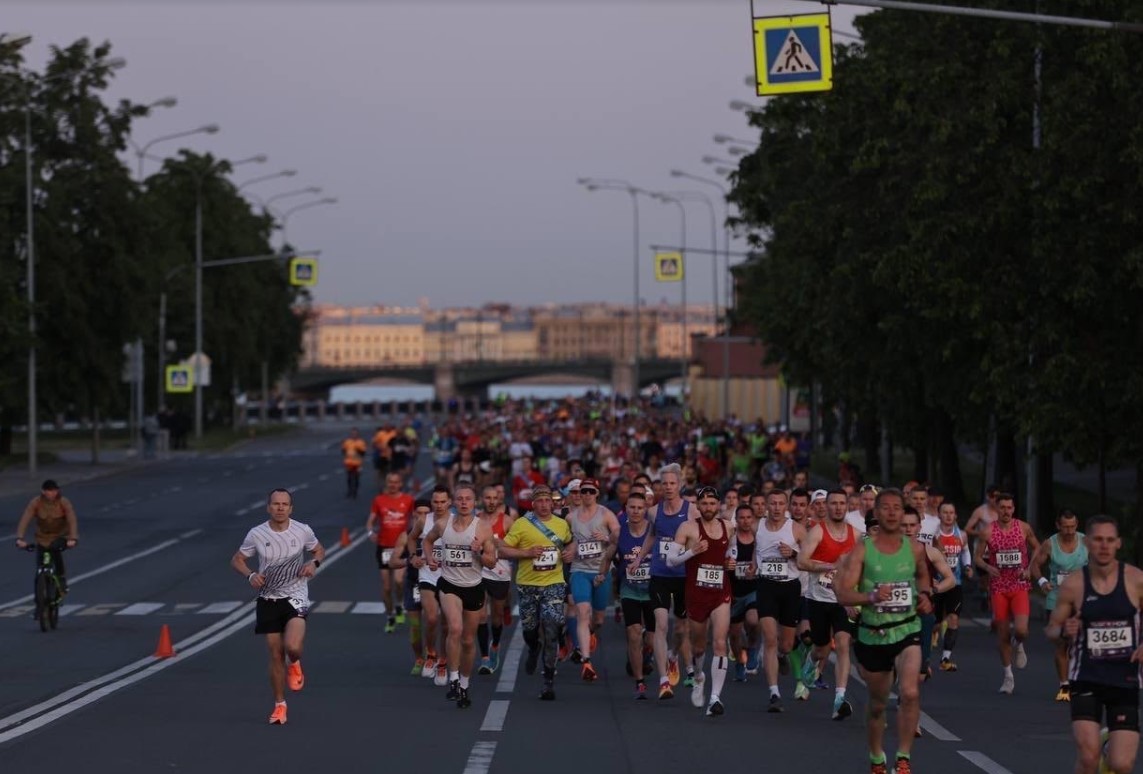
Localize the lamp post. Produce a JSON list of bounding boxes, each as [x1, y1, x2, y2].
[[193, 153, 267, 439], [671, 169, 733, 419], [651, 193, 688, 403], [277, 197, 338, 248], [578, 178, 650, 397], [264, 186, 323, 210], [714, 133, 758, 147], [729, 99, 765, 114], [132, 123, 220, 180], [702, 155, 737, 167], [236, 168, 297, 192]]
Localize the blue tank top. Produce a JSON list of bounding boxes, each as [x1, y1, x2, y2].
[[617, 520, 652, 598], [1068, 563, 1141, 688], [650, 499, 690, 578]]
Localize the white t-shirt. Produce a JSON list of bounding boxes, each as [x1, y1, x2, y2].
[[844, 510, 868, 536], [239, 519, 319, 607], [917, 515, 941, 546]]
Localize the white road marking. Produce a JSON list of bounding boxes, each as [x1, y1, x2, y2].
[[77, 604, 125, 616], [178, 529, 203, 540], [58, 603, 85, 616], [495, 624, 525, 694], [198, 601, 242, 615], [462, 741, 497, 774], [318, 474, 329, 481], [972, 617, 993, 628], [920, 711, 961, 741], [116, 603, 165, 616], [480, 700, 510, 732], [350, 602, 387, 614], [959, 751, 1016, 774], [312, 601, 352, 613]]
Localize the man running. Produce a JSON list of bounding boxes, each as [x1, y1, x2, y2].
[[755, 488, 806, 712], [618, 489, 655, 699], [1032, 508, 1088, 701], [933, 501, 973, 672], [477, 485, 515, 674], [668, 486, 734, 716], [729, 504, 761, 681], [834, 488, 934, 774], [567, 477, 620, 681], [499, 485, 575, 700], [420, 486, 450, 685], [231, 489, 325, 725], [341, 428, 367, 499], [974, 492, 1040, 694], [389, 498, 432, 674], [366, 472, 414, 633], [1046, 515, 1143, 774], [423, 482, 498, 708]]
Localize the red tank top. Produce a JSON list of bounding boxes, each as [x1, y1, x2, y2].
[[810, 522, 856, 564], [685, 518, 731, 599], [490, 512, 507, 540], [987, 519, 1030, 593]]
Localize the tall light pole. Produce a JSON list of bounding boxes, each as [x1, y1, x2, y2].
[[236, 168, 296, 192], [194, 153, 267, 439], [132, 123, 220, 180], [671, 169, 733, 419], [264, 186, 323, 211], [714, 133, 758, 147], [702, 155, 737, 167], [277, 197, 337, 248], [578, 178, 649, 397], [651, 193, 688, 403]]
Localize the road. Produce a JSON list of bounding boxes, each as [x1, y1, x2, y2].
[[0, 424, 1130, 773]]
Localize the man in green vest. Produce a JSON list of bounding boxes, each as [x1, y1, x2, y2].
[[833, 489, 934, 774]]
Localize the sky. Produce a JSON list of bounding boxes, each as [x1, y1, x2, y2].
[[10, 0, 861, 310]]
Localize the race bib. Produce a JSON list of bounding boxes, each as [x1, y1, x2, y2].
[[412, 586, 422, 604], [626, 564, 650, 582], [1086, 620, 1134, 660], [818, 570, 836, 590], [444, 546, 473, 567], [577, 540, 603, 559], [995, 550, 1022, 568], [734, 563, 750, 579], [658, 538, 673, 560], [696, 564, 724, 589], [432, 546, 442, 563], [874, 582, 912, 614], [288, 597, 309, 615], [533, 547, 558, 571], [760, 560, 788, 579], [381, 549, 394, 565], [942, 544, 961, 562], [1056, 570, 1071, 586]]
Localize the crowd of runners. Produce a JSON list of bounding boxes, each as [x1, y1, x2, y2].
[[232, 397, 1143, 774]]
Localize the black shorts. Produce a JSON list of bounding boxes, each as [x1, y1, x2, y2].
[[1070, 681, 1140, 732], [621, 597, 657, 632], [649, 576, 687, 618], [255, 597, 306, 634], [482, 578, 510, 601], [757, 578, 801, 628], [854, 632, 922, 674], [933, 585, 963, 622], [807, 598, 856, 646], [417, 579, 440, 597], [731, 592, 758, 624], [437, 577, 486, 612], [375, 545, 398, 570]]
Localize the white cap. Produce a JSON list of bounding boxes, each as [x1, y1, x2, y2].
[[567, 478, 582, 492], [811, 489, 828, 503]]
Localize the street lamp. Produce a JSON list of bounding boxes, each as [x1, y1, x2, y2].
[[278, 197, 337, 247], [670, 169, 734, 419], [702, 155, 736, 167], [714, 133, 758, 147], [727, 145, 755, 157], [729, 99, 764, 114], [132, 123, 220, 180], [264, 186, 323, 209], [578, 178, 651, 396], [237, 168, 296, 193]]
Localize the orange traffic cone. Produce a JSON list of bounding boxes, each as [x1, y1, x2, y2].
[[340, 527, 351, 548], [154, 624, 176, 659]]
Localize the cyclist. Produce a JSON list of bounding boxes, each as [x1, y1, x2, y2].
[[15, 479, 78, 594]]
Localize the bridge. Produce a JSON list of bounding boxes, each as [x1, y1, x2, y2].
[[290, 358, 684, 399]]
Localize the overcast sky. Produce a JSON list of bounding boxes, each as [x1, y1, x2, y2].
[[12, 0, 861, 310]]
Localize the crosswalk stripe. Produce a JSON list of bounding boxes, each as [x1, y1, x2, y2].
[[58, 604, 85, 616], [351, 602, 387, 615], [77, 604, 125, 616], [116, 603, 165, 616], [198, 601, 242, 615], [312, 601, 352, 614]]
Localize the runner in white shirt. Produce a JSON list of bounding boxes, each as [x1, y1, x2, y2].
[[230, 488, 325, 726]]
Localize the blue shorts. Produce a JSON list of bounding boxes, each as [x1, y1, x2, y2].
[[570, 571, 610, 611]]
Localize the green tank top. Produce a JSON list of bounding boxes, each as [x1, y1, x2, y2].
[[858, 537, 921, 645], [1046, 533, 1087, 610]]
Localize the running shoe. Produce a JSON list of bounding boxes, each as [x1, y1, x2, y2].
[[706, 698, 724, 716], [411, 658, 425, 676], [734, 662, 747, 682], [525, 643, 540, 675], [940, 657, 957, 672], [778, 653, 790, 676], [582, 662, 598, 682], [478, 656, 493, 675], [658, 683, 674, 700], [794, 682, 810, 701], [540, 680, 555, 701], [813, 677, 830, 690], [801, 655, 818, 685], [570, 649, 584, 664], [1014, 641, 1028, 669], [395, 609, 406, 625], [999, 673, 1015, 694], [590, 633, 598, 652], [446, 679, 460, 701], [423, 655, 437, 679], [435, 663, 448, 687], [870, 762, 888, 774], [1055, 684, 1071, 702], [558, 641, 572, 662], [268, 703, 288, 725], [489, 645, 500, 673], [690, 673, 705, 707], [457, 687, 471, 709], [895, 756, 912, 774], [745, 648, 760, 675], [768, 694, 784, 713], [385, 618, 396, 634], [634, 682, 648, 700], [832, 696, 853, 720], [667, 656, 681, 686], [683, 675, 695, 689], [287, 661, 304, 692]]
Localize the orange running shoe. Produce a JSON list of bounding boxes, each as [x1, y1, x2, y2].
[[590, 633, 598, 653], [894, 757, 912, 774], [268, 703, 288, 724], [869, 762, 888, 774], [287, 661, 304, 692], [558, 640, 572, 662], [582, 661, 598, 682], [667, 656, 680, 687]]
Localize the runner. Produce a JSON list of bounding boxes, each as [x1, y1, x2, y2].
[[798, 489, 858, 720], [341, 428, 367, 499], [789, 487, 817, 701], [420, 485, 450, 686], [1032, 509, 1088, 701], [618, 489, 656, 699], [567, 477, 620, 680], [230, 488, 325, 725], [389, 498, 432, 674], [754, 488, 807, 712], [423, 482, 498, 708], [973, 492, 1040, 694], [729, 504, 761, 682], [1046, 515, 1143, 774], [933, 501, 973, 672], [667, 486, 734, 716], [833, 488, 934, 774], [477, 485, 515, 674], [499, 485, 576, 700], [902, 506, 958, 696], [365, 472, 414, 634]]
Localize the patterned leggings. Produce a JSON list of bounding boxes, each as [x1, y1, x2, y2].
[[518, 583, 566, 678]]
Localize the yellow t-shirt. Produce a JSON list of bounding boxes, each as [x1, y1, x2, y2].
[[504, 515, 572, 587]]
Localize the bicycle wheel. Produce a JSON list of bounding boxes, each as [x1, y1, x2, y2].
[[47, 578, 60, 630], [34, 573, 49, 633]]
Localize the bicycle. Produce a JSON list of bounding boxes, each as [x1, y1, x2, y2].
[[21, 538, 68, 632]]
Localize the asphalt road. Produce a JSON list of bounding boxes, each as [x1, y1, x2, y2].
[[0, 424, 1133, 773]]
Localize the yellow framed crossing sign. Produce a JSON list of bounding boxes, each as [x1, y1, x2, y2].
[[654, 252, 683, 282], [165, 365, 193, 394], [289, 256, 319, 287], [752, 12, 833, 96]]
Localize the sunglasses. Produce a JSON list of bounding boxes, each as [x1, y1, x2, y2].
[[579, 488, 598, 495]]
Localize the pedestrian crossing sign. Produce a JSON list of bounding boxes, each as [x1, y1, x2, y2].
[[753, 12, 833, 96], [165, 365, 193, 393], [655, 252, 683, 282], [289, 256, 318, 287]]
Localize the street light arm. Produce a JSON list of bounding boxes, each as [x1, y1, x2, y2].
[[138, 124, 220, 159], [264, 186, 323, 208], [237, 169, 297, 192]]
